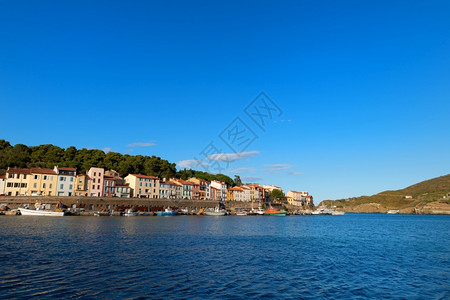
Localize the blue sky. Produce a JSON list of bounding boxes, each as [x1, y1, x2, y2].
[[1, 0, 449, 201]]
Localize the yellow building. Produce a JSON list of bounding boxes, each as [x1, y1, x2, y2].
[[5, 168, 31, 196], [28, 168, 57, 196], [74, 174, 90, 196], [125, 174, 160, 198]]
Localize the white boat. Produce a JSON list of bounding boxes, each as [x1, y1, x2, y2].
[[387, 210, 399, 214], [124, 208, 138, 216], [331, 211, 345, 216], [19, 208, 65, 217], [235, 210, 248, 216], [205, 206, 226, 216]]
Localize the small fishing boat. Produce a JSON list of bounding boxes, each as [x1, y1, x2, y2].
[[264, 208, 287, 216], [235, 210, 248, 216], [387, 210, 399, 214], [205, 206, 226, 216], [156, 207, 178, 216], [331, 211, 345, 216], [19, 202, 65, 217], [94, 210, 111, 216], [124, 208, 138, 216]]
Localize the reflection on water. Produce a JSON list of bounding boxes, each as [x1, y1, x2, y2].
[[0, 214, 449, 298]]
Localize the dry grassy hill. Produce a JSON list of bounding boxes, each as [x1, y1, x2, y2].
[[320, 174, 450, 214]]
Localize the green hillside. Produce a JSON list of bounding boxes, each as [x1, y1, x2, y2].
[[0, 139, 235, 186]]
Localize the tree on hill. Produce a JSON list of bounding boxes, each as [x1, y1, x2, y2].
[[176, 168, 234, 187], [270, 189, 285, 203], [0, 139, 177, 178], [233, 175, 243, 186], [0, 140, 236, 185]]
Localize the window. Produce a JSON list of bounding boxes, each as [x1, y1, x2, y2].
[[43, 175, 47, 180], [50, 176, 53, 180], [34, 175, 39, 180], [14, 183, 18, 187], [70, 177, 74, 182], [8, 174, 13, 178], [69, 184, 72, 189], [33, 183, 37, 188], [97, 185, 100, 190], [49, 184, 52, 188], [7, 182, 12, 187], [94, 172, 96, 176], [60, 177, 64, 181], [43, 183, 46, 189], [93, 178, 96, 183], [60, 184, 63, 189], [79, 178, 82, 182]]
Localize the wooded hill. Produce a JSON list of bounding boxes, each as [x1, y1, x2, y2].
[[0, 139, 235, 186]]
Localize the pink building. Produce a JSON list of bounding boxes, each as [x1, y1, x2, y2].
[[87, 167, 104, 197]]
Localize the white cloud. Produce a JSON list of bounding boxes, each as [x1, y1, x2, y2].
[[265, 164, 292, 170], [229, 167, 255, 173], [177, 159, 210, 169], [207, 151, 260, 162], [241, 176, 263, 183], [288, 172, 303, 176], [127, 142, 156, 147]]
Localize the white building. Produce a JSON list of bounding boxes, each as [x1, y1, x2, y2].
[[54, 166, 76, 196], [211, 180, 227, 201], [87, 167, 105, 197], [287, 190, 308, 201], [0, 174, 5, 195]]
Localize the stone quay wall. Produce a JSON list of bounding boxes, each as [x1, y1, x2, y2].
[[0, 196, 307, 212]]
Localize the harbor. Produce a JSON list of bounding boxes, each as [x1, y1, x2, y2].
[[0, 196, 315, 217]]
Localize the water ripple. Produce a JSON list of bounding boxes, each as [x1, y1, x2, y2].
[[0, 215, 449, 298]]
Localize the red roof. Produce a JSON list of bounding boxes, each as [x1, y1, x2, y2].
[[171, 178, 194, 185], [129, 174, 159, 180], [7, 168, 31, 175], [0, 174, 5, 179], [57, 167, 76, 171], [30, 168, 57, 175]]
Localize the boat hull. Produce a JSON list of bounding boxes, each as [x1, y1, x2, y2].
[[19, 208, 64, 217], [205, 211, 226, 216], [156, 212, 178, 216], [264, 212, 287, 216]]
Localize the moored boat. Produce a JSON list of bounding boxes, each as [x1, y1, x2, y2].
[[264, 208, 287, 216], [156, 207, 178, 216], [205, 206, 226, 216], [387, 210, 399, 214], [19, 207, 65, 217], [124, 208, 138, 216], [94, 210, 111, 216], [331, 211, 345, 215]]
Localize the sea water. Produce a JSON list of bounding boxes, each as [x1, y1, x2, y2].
[[0, 214, 448, 298]]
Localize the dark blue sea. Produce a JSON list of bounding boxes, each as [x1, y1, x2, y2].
[[0, 214, 449, 299]]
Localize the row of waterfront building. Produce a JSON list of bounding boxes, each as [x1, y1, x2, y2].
[[0, 166, 313, 206]]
